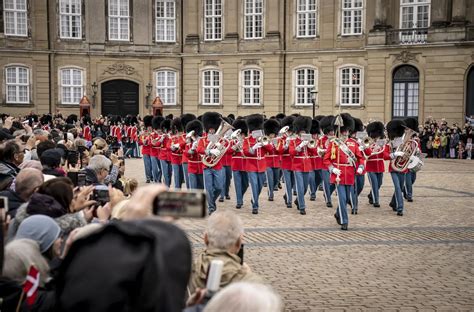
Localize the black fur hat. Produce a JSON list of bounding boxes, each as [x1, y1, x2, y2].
[[66, 114, 78, 125], [152, 116, 164, 130], [82, 115, 92, 126], [281, 116, 295, 132], [165, 114, 174, 120], [264, 119, 280, 136], [366, 121, 385, 139], [332, 113, 354, 133], [275, 113, 286, 120], [40, 114, 53, 125], [185, 120, 203, 137], [320, 115, 334, 134], [293, 116, 312, 133], [227, 114, 235, 121], [404, 117, 419, 131], [202, 112, 221, 132], [130, 116, 139, 126], [160, 119, 171, 132], [232, 119, 248, 136], [246, 114, 264, 132], [310, 119, 320, 135], [353, 118, 364, 134], [386, 119, 406, 140], [143, 115, 153, 128], [314, 115, 324, 122], [171, 117, 183, 133], [180, 114, 196, 129]]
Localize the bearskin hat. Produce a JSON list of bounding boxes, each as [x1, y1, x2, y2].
[[275, 113, 286, 120], [293, 116, 312, 133], [185, 120, 203, 137], [314, 115, 324, 122], [332, 113, 355, 133], [160, 119, 171, 132], [82, 115, 92, 126], [66, 114, 78, 125], [123, 115, 131, 126], [281, 116, 295, 132], [353, 118, 364, 133], [310, 119, 320, 135], [232, 119, 248, 136], [40, 114, 53, 125], [386, 119, 406, 140], [130, 116, 138, 126], [171, 117, 183, 133], [264, 119, 280, 136], [152, 116, 164, 130], [143, 115, 153, 128], [202, 112, 221, 132], [366, 121, 385, 139], [227, 114, 235, 121], [320, 115, 334, 134], [165, 114, 174, 120], [180, 114, 196, 129], [110, 115, 122, 126], [404, 117, 419, 131], [246, 114, 264, 132]]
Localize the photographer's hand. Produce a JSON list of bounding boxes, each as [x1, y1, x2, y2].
[[96, 203, 112, 223], [70, 186, 96, 212], [186, 288, 207, 307], [110, 153, 120, 166], [109, 185, 125, 209], [123, 184, 168, 220]]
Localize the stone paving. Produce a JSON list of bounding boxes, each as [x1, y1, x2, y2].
[[125, 158, 474, 311]]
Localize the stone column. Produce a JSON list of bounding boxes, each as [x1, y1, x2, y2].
[[225, 0, 238, 39], [451, 0, 467, 25], [431, 0, 450, 27], [373, 0, 389, 30], [184, 0, 199, 43], [266, 0, 280, 38]]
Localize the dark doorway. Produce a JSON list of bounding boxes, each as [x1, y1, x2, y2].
[[101, 80, 139, 117], [466, 66, 474, 118], [392, 65, 419, 119]]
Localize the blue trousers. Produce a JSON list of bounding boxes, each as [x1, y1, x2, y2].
[[335, 184, 356, 225], [248, 171, 265, 210], [282, 169, 294, 205], [172, 163, 184, 189], [265, 167, 280, 200], [203, 168, 224, 212], [220, 165, 232, 199], [390, 172, 406, 212], [367, 172, 383, 205], [233, 170, 249, 206], [294, 171, 309, 210], [151, 156, 162, 183], [309, 169, 323, 198], [182, 163, 190, 189], [404, 171, 416, 200], [143, 154, 153, 182], [321, 169, 335, 204], [188, 173, 204, 190], [160, 160, 172, 187]]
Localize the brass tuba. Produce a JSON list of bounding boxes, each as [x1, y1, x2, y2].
[[391, 128, 419, 172], [201, 119, 234, 167]]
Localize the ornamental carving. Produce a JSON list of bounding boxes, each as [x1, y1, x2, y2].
[[103, 63, 136, 75], [395, 50, 417, 63], [204, 60, 219, 67]]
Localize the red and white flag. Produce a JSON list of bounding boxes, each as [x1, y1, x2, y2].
[[23, 265, 40, 307]]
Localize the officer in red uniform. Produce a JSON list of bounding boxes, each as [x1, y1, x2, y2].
[[185, 120, 204, 190], [349, 118, 365, 214], [180, 114, 197, 190], [319, 115, 336, 208], [263, 118, 281, 202], [277, 116, 296, 208], [158, 119, 172, 187], [308, 118, 322, 201], [323, 113, 365, 230], [231, 119, 249, 209], [169, 117, 185, 189], [139, 115, 153, 183], [82, 115, 92, 142], [150, 116, 164, 183], [219, 117, 234, 203]]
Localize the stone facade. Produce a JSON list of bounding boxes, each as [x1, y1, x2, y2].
[[0, 0, 473, 124]]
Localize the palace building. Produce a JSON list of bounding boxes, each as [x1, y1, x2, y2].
[[0, 0, 473, 124]]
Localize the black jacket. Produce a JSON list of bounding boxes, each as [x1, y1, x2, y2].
[[0, 189, 24, 218], [0, 161, 19, 191]]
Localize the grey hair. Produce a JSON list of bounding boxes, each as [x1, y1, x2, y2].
[[87, 155, 112, 174], [15, 168, 44, 200], [3, 239, 50, 287], [206, 210, 243, 250], [204, 282, 283, 312]]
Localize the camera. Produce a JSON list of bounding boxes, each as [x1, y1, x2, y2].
[[92, 185, 110, 206], [152, 190, 206, 218], [67, 171, 86, 187]]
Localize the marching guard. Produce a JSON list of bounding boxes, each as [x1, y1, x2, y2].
[[180, 114, 197, 189], [139, 116, 153, 183], [263, 118, 281, 202], [308, 118, 322, 202], [278, 116, 296, 208], [151, 116, 164, 183], [231, 118, 250, 209], [185, 119, 204, 190], [319, 115, 336, 208], [387, 119, 408, 216], [169, 117, 185, 189]]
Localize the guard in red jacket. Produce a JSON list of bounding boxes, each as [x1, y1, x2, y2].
[[276, 116, 296, 208], [263, 119, 281, 202], [323, 113, 365, 230], [139, 115, 154, 183], [308, 118, 323, 202], [319, 115, 336, 208], [185, 120, 204, 190], [180, 113, 197, 190], [158, 119, 172, 187], [169, 117, 184, 189], [150, 116, 164, 183], [219, 117, 234, 203], [403, 117, 420, 202], [230, 119, 249, 209]]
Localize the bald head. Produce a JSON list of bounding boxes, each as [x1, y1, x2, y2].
[[15, 168, 44, 201]]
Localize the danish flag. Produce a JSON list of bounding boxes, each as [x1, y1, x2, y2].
[[23, 266, 40, 306]]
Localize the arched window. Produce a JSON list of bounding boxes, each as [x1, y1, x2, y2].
[[392, 65, 419, 118], [60, 68, 84, 104], [241, 68, 262, 106], [202, 69, 221, 105], [5, 65, 30, 104], [156, 70, 177, 105]]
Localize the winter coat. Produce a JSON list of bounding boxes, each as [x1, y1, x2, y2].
[[0, 160, 20, 190], [0, 277, 56, 312], [0, 189, 24, 218]]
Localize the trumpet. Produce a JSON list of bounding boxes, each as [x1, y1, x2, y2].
[[186, 130, 195, 143], [257, 136, 269, 145], [278, 126, 290, 138], [308, 139, 317, 148], [362, 136, 374, 148]]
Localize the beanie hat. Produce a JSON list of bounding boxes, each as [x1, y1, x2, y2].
[[16, 215, 61, 253]]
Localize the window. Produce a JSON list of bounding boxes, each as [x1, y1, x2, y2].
[[204, 0, 222, 40], [108, 0, 129, 41], [339, 67, 362, 106], [156, 70, 176, 105], [341, 0, 363, 35], [242, 69, 262, 105], [399, 0, 430, 44], [202, 70, 221, 105], [59, 0, 82, 39], [392, 65, 419, 118], [60, 68, 84, 104], [4, 0, 28, 36], [297, 0, 317, 38], [295, 68, 316, 106], [244, 0, 263, 39], [155, 0, 175, 42], [5, 66, 29, 104]]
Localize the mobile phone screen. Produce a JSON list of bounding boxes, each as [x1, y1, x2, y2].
[[152, 190, 206, 218]]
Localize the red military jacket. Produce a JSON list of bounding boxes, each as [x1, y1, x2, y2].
[[150, 132, 160, 158], [158, 134, 170, 161], [83, 125, 92, 142], [126, 126, 138, 143], [289, 137, 314, 172], [168, 134, 183, 165], [276, 136, 294, 171], [319, 135, 331, 170], [230, 140, 246, 171], [265, 138, 281, 168], [364, 143, 390, 173], [138, 132, 151, 155], [323, 137, 365, 185], [242, 136, 273, 173], [185, 138, 203, 174], [180, 134, 189, 164], [197, 136, 224, 171], [348, 137, 367, 175], [308, 137, 323, 170]]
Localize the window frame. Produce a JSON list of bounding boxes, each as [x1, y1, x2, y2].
[[337, 65, 364, 107], [399, 0, 430, 29], [241, 68, 263, 106], [203, 0, 222, 41], [108, 0, 130, 41], [293, 66, 317, 107], [340, 0, 364, 36], [155, 69, 177, 106], [59, 0, 82, 39], [296, 0, 318, 38], [201, 68, 222, 106], [155, 0, 176, 42], [3, 0, 28, 37], [59, 67, 85, 105], [244, 0, 264, 40], [5, 65, 30, 104]]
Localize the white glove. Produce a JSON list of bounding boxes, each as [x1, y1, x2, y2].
[[332, 168, 341, 176], [252, 143, 262, 150], [191, 141, 199, 150], [359, 145, 366, 152], [210, 148, 220, 157], [298, 141, 308, 149], [357, 166, 364, 175], [392, 151, 404, 158]]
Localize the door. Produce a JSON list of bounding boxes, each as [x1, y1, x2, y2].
[[466, 66, 474, 118], [101, 80, 139, 117], [392, 65, 419, 119]]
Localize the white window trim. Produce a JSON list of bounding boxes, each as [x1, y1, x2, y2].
[[155, 0, 176, 42], [244, 0, 264, 40], [108, 0, 130, 41], [155, 69, 178, 106], [203, 0, 223, 41], [240, 68, 263, 106], [3, 0, 28, 37], [4, 64, 30, 104], [296, 0, 318, 38], [340, 0, 364, 36], [293, 65, 318, 107], [399, 0, 431, 29], [336, 64, 364, 107], [58, 66, 85, 105], [59, 0, 82, 39], [200, 68, 222, 106]]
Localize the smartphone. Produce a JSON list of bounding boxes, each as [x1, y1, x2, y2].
[[0, 196, 8, 212], [237, 244, 244, 265], [67, 172, 86, 187], [152, 190, 206, 218], [92, 185, 110, 206]]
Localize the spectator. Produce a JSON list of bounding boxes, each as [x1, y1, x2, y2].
[[40, 148, 65, 178], [84, 155, 112, 185], [0, 140, 23, 190], [189, 210, 263, 294]]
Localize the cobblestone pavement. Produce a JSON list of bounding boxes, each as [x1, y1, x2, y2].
[[125, 159, 474, 311]]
